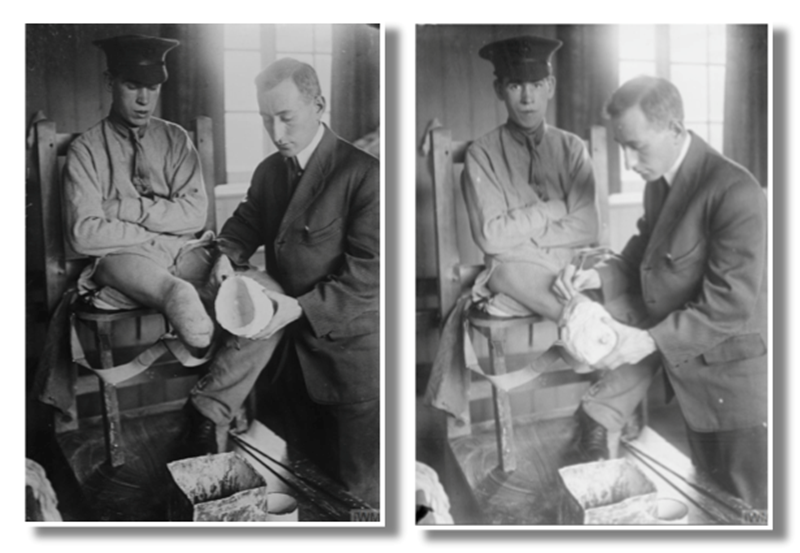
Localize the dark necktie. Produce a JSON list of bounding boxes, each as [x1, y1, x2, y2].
[[649, 177, 670, 229], [130, 129, 154, 197], [524, 133, 549, 201], [286, 156, 303, 190]]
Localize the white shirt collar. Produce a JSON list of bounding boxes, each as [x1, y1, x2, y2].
[[295, 122, 326, 170], [663, 132, 691, 186]]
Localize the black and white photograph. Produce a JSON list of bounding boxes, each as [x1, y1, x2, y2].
[[24, 23, 383, 524], [415, 24, 771, 527]]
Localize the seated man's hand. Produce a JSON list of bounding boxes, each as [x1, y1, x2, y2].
[[595, 317, 656, 370], [553, 264, 601, 303], [248, 287, 302, 341]]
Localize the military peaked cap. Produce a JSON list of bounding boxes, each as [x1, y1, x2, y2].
[[479, 35, 563, 82], [93, 34, 180, 86]]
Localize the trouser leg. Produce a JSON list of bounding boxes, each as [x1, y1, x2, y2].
[[261, 344, 380, 508], [580, 291, 658, 431], [580, 356, 659, 431], [686, 422, 768, 510], [322, 399, 381, 509], [189, 330, 283, 425], [488, 262, 563, 321], [94, 253, 214, 348]]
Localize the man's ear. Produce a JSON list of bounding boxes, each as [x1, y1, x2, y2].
[[104, 71, 115, 92], [546, 76, 556, 99], [313, 95, 326, 119], [493, 79, 505, 101], [667, 119, 685, 140]]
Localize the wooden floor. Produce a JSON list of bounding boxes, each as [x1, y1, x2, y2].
[[446, 412, 760, 526], [53, 411, 364, 522]]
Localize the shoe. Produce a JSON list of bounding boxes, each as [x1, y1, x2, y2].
[[174, 403, 230, 459], [578, 407, 609, 462], [563, 407, 609, 465]]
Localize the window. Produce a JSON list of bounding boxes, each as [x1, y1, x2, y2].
[[223, 24, 333, 183], [617, 25, 726, 193]]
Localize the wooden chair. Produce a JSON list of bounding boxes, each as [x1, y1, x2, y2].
[[34, 116, 216, 467], [428, 124, 610, 473]]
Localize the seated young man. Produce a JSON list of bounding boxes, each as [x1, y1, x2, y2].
[[462, 35, 598, 322], [63, 34, 293, 457]]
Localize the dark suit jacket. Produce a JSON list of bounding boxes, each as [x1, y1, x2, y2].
[[219, 126, 380, 405], [598, 133, 768, 432]]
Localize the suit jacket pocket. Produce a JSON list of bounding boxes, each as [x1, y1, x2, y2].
[[702, 333, 767, 364], [303, 217, 343, 245], [668, 238, 706, 270]]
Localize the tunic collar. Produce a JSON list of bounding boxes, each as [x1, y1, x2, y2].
[[107, 110, 150, 139], [505, 118, 546, 147]]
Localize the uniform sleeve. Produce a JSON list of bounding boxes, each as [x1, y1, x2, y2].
[[64, 141, 161, 257], [115, 130, 207, 235], [534, 137, 598, 249], [462, 143, 567, 256], [297, 161, 380, 338], [217, 165, 268, 268], [648, 182, 767, 367]]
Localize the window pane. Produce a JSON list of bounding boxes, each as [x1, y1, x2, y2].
[[224, 24, 260, 50], [314, 24, 333, 53], [670, 25, 709, 63], [709, 123, 723, 152], [709, 65, 725, 121], [671, 64, 708, 122], [277, 52, 314, 65], [225, 113, 264, 178], [618, 25, 656, 61], [687, 122, 709, 143], [314, 53, 332, 101], [619, 60, 656, 85], [708, 25, 726, 64], [224, 51, 261, 111], [276, 24, 314, 53]]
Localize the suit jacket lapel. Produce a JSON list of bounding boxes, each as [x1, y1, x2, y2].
[[278, 126, 337, 238], [645, 132, 706, 259]]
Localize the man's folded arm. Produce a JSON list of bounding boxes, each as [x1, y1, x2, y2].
[[64, 143, 161, 257], [462, 146, 566, 255], [534, 138, 598, 249], [115, 130, 208, 235]]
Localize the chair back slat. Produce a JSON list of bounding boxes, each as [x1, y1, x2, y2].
[[430, 128, 470, 325]]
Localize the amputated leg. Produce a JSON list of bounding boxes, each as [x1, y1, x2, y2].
[[94, 253, 214, 348], [487, 262, 564, 321]]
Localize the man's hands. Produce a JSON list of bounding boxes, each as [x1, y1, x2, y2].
[[595, 317, 657, 370], [553, 263, 601, 303]]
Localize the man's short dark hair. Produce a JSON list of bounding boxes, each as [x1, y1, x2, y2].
[[254, 57, 321, 101], [605, 75, 684, 128]]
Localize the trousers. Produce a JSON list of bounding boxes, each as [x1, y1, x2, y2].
[[259, 338, 381, 509], [580, 293, 768, 510], [92, 239, 282, 427]]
